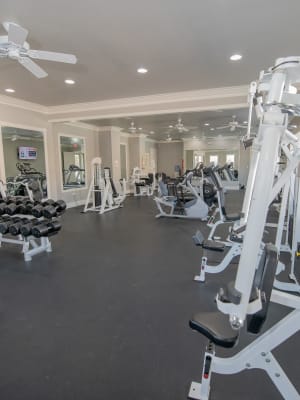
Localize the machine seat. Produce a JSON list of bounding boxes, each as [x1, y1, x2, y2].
[[222, 207, 240, 222], [189, 312, 239, 348], [202, 240, 225, 252], [224, 213, 240, 222]]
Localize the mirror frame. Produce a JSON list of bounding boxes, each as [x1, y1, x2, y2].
[[0, 121, 51, 198], [58, 133, 87, 192]]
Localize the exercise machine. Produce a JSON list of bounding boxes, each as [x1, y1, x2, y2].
[[83, 157, 126, 215], [188, 56, 300, 400], [63, 164, 85, 188], [131, 167, 155, 196], [154, 171, 210, 220]]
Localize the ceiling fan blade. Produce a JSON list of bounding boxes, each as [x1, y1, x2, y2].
[[216, 125, 228, 130], [236, 125, 247, 129], [18, 57, 48, 78], [7, 23, 28, 46], [28, 50, 77, 64]]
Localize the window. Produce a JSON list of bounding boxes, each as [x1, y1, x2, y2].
[[193, 154, 203, 167], [226, 154, 235, 164], [209, 155, 218, 166]]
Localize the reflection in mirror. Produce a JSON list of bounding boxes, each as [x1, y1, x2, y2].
[[60, 136, 86, 190], [1, 126, 47, 201]]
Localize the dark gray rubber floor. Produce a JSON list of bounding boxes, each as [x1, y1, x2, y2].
[[0, 191, 299, 399]]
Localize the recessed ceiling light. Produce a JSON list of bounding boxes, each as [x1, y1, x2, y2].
[[230, 54, 242, 61], [210, 128, 215, 131], [138, 127, 142, 130], [5, 88, 15, 93], [204, 123, 210, 126], [243, 121, 248, 124], [150, 131, 155, 134], [137, 67, 148, 74], [169, 125, 173, 128], [65, 79, 75, 85]]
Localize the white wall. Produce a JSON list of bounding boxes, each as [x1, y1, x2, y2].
[[183, 137, 240, 170]]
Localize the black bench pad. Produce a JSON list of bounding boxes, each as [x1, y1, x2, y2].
[[190, 312, 239, 348], [224, 213, 240, 222], [202, 240, 225, 252]]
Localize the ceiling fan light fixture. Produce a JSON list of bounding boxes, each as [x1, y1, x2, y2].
[[137, 67, 148, 74], [230, 54, 242, 61], [65, 79, 75, 85], [5, 88, 15, 93]]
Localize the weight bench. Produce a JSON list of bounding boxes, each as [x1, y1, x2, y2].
[[188, 244, 300, 400]]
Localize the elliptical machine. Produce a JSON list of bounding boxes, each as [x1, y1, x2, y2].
[[154, 171, 214, 220]]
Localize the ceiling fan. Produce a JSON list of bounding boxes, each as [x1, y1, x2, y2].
[[122, 121, 138, 133], [216, 115, 247, 132], [167, 117, 197, 133], [0, 22, 77, 78]]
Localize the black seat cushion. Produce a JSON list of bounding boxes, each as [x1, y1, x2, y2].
[[224, 213, 240, 222], [202, 240, 225, 252], [189, 312, 239, 348]]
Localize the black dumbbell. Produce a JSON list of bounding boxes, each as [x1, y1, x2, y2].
[[42, 200, 66, 219], [9, 218, 30, 236], [0, 215, 11, 224], [20, 219, 45, 237], [31, 219, 62, 238], [0, 202, 7, 216], [0, 217, 22, 234], [0, 198, 16, 215], [4, 200, 28, 216], [31, 199, 55, 218]]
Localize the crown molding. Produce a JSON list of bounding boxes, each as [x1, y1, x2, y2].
[[63, 121, 99, 131], [145, 137, 158, 143], [158, 139, 183, 144], [46, 85, 248, 118], [0, 85, 248, 121], [0, 94, 47, 114]]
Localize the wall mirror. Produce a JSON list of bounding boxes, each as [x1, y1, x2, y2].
[[60, 136, 86, 190], [1, 126, 47, 200]]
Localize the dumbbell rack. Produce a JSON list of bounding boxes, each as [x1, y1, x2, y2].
[[0, 225, 52, 261], [0, 197, 66, 262]]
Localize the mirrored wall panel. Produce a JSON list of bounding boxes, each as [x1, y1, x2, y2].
[[1, 126, 47, 200], [60, 136, 86, 190]]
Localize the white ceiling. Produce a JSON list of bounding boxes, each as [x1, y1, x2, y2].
[[84, 108, 255, 141], [1, 0, 300, 106]]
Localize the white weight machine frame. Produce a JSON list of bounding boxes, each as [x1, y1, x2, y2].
[[83, 157, 126, 215], [189, 56, 300, 399], [131, 166, 155, 196]]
